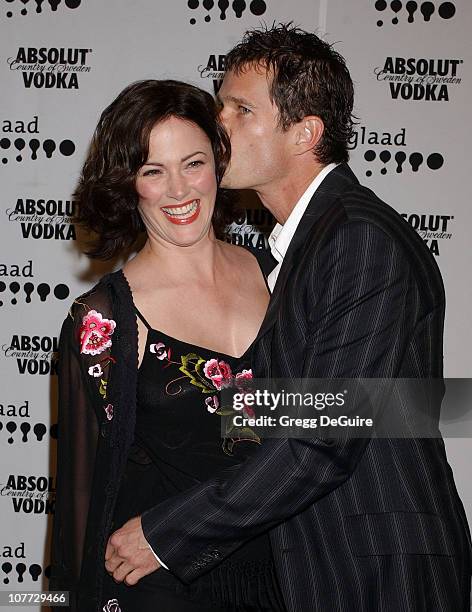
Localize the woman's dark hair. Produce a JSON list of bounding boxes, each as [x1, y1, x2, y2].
[[225, 23, 356, 165], [76, 79, 233, 259]]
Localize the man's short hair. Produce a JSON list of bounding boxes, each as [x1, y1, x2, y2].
[[226, 23, 355, 165]]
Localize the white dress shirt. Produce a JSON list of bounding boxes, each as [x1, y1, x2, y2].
[[146, 164, 338, 571], [148, 542, 169, 570], [267, 163, 339, 292]]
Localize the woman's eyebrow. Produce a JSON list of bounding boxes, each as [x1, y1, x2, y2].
[[143, 151, 208, 166]]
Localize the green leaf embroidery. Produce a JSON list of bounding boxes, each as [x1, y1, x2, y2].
[[99, 378, 107, 399], [179, 353, 214, 393]]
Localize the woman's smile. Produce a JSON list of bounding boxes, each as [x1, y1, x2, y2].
[[161, 199, 201, 225]]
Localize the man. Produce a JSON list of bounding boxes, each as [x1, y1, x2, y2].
[[108, 25, 472, 610]]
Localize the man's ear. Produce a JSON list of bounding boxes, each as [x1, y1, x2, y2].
[[294, 116, 324, 152]]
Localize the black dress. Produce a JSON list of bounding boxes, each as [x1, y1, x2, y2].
[[100, 307, 286, 612]]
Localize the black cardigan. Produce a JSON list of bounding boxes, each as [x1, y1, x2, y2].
[[50, 270, 140, 612]]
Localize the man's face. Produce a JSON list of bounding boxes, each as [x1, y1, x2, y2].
[[218, 65, 293, 191]]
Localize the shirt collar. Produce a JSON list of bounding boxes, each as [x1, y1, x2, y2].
[[268, 163, 339, 264]]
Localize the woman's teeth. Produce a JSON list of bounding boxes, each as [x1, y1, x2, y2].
[[162, 200, 199, 218]]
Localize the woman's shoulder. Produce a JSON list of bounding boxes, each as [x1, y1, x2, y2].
[[64, 270, 124, 329], [225, 241, 275, 279]]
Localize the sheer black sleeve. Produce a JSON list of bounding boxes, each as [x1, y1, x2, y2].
[[49, 289, 115, 609]]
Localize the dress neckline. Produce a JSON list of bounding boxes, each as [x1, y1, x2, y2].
[[144, 324, 254, 361], [117, 245, 268, 361]]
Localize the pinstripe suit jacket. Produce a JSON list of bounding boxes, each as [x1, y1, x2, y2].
[[142, 163, 472, 611]]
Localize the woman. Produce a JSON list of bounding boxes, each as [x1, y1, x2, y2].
[[49, 80, 286, 612]]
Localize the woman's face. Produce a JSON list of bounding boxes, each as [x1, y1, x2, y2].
[[136, 116, 218, 248]]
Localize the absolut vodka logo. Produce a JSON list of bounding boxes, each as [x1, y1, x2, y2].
[[198, 54, 226, 94], [2, 333, 59, 375], [8, 47, 93, 89], [6, 198, 77, 241], [401, 213, 454, 256], [374, 57, 463, 101], [1, 475, 55, 514], [226, 208, 273, 249]]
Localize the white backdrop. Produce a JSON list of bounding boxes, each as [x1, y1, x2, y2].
[[0, 1, 470, 609]]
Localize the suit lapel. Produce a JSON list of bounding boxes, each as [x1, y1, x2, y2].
[[254, 163, 358, 342]]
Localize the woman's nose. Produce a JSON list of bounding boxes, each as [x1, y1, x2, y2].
[[167, 172, 190, 201]]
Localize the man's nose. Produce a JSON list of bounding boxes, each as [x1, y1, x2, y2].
[[218, 106, 231, 132]]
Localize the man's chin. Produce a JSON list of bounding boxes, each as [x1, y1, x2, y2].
[[220, 175, 248, 190], [220, 176, 235, 189]]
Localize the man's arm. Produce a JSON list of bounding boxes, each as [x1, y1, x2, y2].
[[147, 543, 169, 570], [141, 220, 412, 583]]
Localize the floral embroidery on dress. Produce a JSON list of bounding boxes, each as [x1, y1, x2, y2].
[[205, 395, 220, 413], [149, 340, 261, 455], [150, 342, 168, 360], [104, 403, 114, 420], [79, 309, 116, 355], [99, 378, 108, 399], [88, 364, 103, 378], [102, 598, 120, 612], [235, 369, 253, 383], [203, 358, 233, 390]]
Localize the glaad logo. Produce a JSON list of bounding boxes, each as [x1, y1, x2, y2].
[[198, 53, 226, 95], [374, 57, 463, 101], [0, 400, 54, 445], [8, 47, 92, 89], [1, 115, 75, 164], [401, 212, 454, 256], [0, 260, 70, 307], [4, 0, 82, 19], [6, 198, 77, 241], [2, 333, 59, 375], [348, 125, 444, 177], [374, 1, 456, 27], [0, 543, 47, 586], [0, 475, 55, 514], [186, 0, 267, 25]]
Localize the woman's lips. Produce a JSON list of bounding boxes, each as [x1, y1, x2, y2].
[[161, 199, 200, 225]]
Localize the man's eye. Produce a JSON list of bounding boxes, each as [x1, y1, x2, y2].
[[239, 106, 251, 115]]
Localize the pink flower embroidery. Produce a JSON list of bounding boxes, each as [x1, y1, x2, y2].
[[150, 342, 167, 360], [104, 404, 113, 420], [79, 310, 116, 356], [236, 369, 253, 382], [203, 359, 232, 390], [88, 364, 103, 378], [205, 395, 220, 413], [243, 405, 256, 419], [103, 599, 121, 612]]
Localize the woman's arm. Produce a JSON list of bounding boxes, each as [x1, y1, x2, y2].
[[49, 295, 112, 608]]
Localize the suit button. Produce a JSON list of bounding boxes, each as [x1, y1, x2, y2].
[[100, 423, 107, 437]]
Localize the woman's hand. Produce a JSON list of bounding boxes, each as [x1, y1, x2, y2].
[[105, 516, 161, 585]]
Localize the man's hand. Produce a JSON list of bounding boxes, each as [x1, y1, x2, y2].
[[105, 516, 161, 585]]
